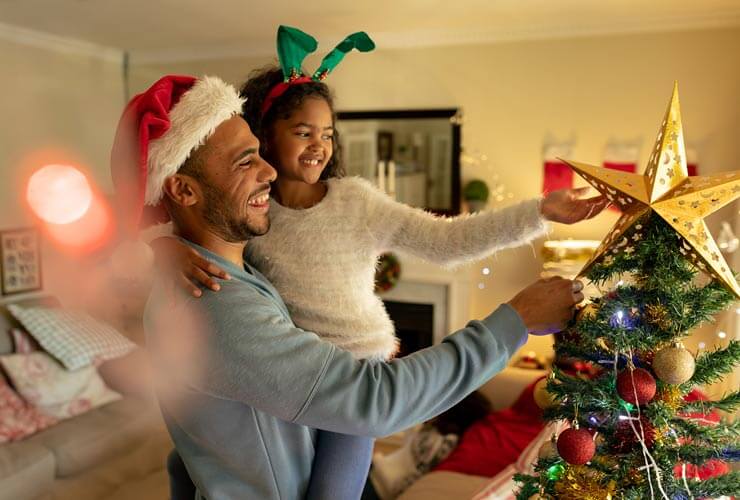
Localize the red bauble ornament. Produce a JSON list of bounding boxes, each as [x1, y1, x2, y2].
[[557, 428, 596, 465], [612, 415, 656, 453], [617, 368, 656, 405]]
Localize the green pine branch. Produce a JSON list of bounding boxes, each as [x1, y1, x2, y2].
[[683, 340, 740, 389], [688, 470, 740, 498], [513, 474, 540, 500], [669, 417, 740, 446], [682, 391, 740, 414]]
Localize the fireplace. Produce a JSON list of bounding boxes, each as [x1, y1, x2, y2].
[[383, 300, 434, 357]]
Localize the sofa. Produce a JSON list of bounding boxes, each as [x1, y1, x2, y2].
[[0, 296, 172, 500], [393, 366, 547, 500]]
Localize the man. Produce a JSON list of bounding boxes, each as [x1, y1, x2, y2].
[[111, 75, 584, 499]]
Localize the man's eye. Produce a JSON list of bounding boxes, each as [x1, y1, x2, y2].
[[239, 159, 252, 168]]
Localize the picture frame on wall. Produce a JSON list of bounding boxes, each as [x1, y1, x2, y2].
[[0, 227, 42, 296]]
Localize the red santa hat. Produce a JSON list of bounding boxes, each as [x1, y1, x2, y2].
[[110, 74, 245, 235]]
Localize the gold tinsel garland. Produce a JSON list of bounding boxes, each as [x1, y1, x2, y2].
[[552, 465, 617, 500], [656, 384, 684, 411], [643, 303, 671, 330]]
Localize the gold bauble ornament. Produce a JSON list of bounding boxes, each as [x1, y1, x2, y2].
[[528, 495, 544, 500], [538, 440, 559, 460], [653, 344, 695, 384], [534, 378, 557, 409]]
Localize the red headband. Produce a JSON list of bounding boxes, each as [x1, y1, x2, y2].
[[260, 76, 314, 117]]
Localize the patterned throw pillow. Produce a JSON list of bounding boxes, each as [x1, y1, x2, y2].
[[7, 304, 136, 370], [0, 352, 121, 420], [10, 327, 41, 354], [0, 373, 57, 443]]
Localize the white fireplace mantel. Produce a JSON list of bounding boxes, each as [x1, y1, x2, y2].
[[377, 251, 471, 344]]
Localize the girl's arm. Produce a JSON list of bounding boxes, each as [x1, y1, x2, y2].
[[360, 179, 606, 267], [149, 236, 230, 297]]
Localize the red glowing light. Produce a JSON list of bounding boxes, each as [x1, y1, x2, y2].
[[44, 194, 113, 253], [27, 164, 92, 224]]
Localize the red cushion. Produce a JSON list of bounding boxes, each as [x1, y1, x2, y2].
[[434, 380, 544, 477]]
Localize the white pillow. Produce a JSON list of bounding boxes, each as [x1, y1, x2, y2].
[[0, 352, 121, 420], [7, 304, 136, 370]]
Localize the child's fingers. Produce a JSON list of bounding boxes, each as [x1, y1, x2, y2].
[[182, 275, 202, 297], [194, 254, 230, 279], [189, 267, 221, 291], [569, 186, 591, 198]]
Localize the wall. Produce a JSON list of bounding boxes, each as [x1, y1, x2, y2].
[[0, 33, 125, 305], [132, 27, 740, 365]]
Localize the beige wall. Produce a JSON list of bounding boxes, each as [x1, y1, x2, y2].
[[132, 27, 740, 361], [0, 37, 124, 303]]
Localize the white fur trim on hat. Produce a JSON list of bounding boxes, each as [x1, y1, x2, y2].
[[145, 76, 245, 205]]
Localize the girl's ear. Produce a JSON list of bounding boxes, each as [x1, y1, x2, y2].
[[163, 174, 200, 207]]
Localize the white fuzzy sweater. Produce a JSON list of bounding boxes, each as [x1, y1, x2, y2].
[[245, 177, 548, 360]]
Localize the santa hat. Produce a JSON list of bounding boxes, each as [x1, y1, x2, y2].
[[110, 75, 245, 235]]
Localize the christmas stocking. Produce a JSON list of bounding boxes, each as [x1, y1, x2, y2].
[[542, 142, 574, 194]]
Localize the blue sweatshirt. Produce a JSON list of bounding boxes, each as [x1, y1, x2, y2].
[[144, 239, 528, 499]]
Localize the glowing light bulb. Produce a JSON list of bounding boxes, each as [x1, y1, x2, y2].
[[482, 267, 491, 275], [26, 164, 92, 224], [478, 282, 485, 290], [718, 331, 727, 339], [698, 342, 706, 349]]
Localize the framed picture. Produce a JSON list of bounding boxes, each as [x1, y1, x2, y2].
[[377, 131, 394, 162], [0, 227, 42, 295]]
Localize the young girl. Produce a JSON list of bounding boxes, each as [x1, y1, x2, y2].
[[157, 26, 607, 499]]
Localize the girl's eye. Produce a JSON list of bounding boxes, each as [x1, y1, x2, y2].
[[296, 131, 310, 138], [322, 135, 333, 141]]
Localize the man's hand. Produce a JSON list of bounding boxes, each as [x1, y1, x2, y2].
[[540, 187, 609, 224], [507, 277, 584, 335], [150, 237, 230, 298]]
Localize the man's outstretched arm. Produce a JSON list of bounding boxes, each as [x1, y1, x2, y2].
[[147, 276, 577, 437]]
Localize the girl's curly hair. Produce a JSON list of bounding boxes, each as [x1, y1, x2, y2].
[[239, 66, 345, 180]]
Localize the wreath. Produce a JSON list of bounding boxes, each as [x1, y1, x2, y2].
[[374, 253, 401, 293]]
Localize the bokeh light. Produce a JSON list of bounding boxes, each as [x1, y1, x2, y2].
[[44, 194, 113, 253], [27, 164, 92, 224]]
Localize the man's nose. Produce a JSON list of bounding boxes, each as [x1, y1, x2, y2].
[[258, 158, 278, 183]]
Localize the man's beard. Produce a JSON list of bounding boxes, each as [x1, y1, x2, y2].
[[201, 183, 270, 242]]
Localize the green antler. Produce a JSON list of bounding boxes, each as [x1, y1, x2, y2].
[[312, 32, 375, 80], [276, 25, 318, 81]]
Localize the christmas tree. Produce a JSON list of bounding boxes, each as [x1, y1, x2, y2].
[[516, 85, 740, 500]]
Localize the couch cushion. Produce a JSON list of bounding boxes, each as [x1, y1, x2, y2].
[[434, 381, 544, 477], [0, 441, 55, 500], [28, 398, 159, 477], [7, 303, 136, 370], [0, 297, 60, 356]]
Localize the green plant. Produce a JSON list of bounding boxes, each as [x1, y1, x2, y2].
[[463, 179, 489, 202]]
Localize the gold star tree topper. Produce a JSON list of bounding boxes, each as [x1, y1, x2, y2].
[[561, 83, 740, 298]]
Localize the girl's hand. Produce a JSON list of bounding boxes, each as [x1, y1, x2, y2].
[[151, 237, 230, 297], [540, 187, 610, 224]]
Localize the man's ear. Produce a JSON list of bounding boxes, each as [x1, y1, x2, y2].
[[162, 174, 200, 207]]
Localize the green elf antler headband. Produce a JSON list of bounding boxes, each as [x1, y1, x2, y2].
[[260, 25, 375, 117]]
